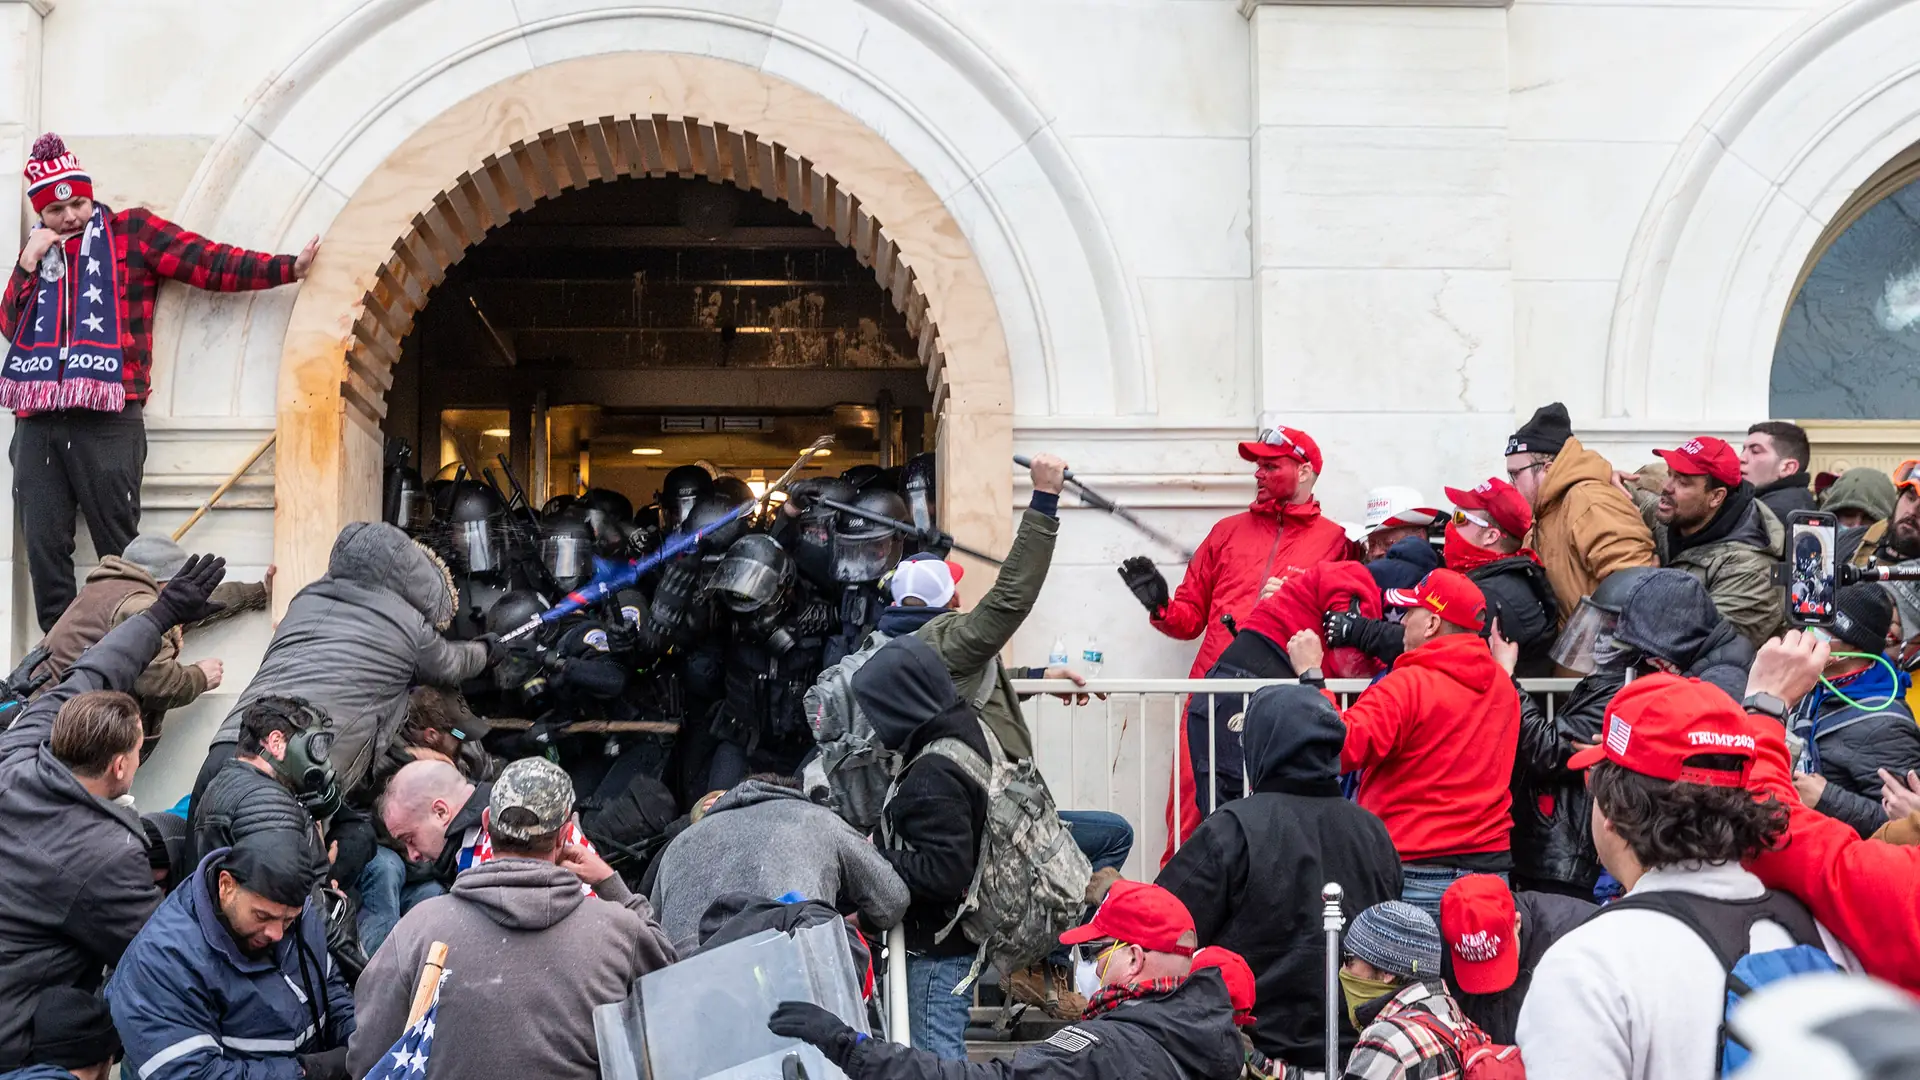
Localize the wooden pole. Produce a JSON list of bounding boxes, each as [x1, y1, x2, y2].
[[171, 433, 276, 543], [405, 941, 450, 1027]]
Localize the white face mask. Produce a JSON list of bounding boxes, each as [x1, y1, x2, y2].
[[1073, 957, 1103, 1000]]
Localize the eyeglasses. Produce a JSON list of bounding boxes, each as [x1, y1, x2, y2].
[[1452, 509, 1491, 529], [1506, 462, 1547, 483]]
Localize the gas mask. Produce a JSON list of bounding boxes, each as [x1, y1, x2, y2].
[[271, 727, 341, 821]]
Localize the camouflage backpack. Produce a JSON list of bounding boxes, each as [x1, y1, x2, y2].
[[886, 718, 1092, 986]]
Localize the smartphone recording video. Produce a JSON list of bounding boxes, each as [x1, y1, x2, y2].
[[1787, 510, 1839, 626]]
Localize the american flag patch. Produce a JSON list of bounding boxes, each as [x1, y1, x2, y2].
[[1606, 714, 1632, 755], [1047, 1027, 1097, 1053]]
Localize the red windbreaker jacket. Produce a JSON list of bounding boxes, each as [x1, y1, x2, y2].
[[1340, 634, 1519, 861]]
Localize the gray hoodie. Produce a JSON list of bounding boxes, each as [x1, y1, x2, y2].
[[649, 780, 908, 954], [347, 858, 675, 1080], [215, 522, 488, 795]]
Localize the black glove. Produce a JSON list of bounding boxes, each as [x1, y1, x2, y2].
[[1324, 610, 1404, 664], [319, 885, 368, 988], [147, 554, 228, 628], [1118, 556, 1170, 617], [768, 1001, 862, 1067], [476, 633, 510, 665], [297, 1046, 349, 1080]]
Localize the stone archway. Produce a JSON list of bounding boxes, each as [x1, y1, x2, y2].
[[276, 52, 1017, 600], [1608, 0, 1920, 424], [342, 116, 951, 428]]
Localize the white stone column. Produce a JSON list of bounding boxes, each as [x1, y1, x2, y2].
[[0, 0, 48, 660], [1245, 0, 1513, 511]]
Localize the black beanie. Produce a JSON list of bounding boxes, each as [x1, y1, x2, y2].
[[30, 987, 120, 1069], [221, 829, 323, 908], [1832, 583, 1895, 653], [1507, 403, 1573, 457]]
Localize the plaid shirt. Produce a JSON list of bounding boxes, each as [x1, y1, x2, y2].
[[1343, 981, 1468, 1080], [3, 205, 298, 404]]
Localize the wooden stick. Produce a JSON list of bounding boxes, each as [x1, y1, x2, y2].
[[171, 433, 276, 543], [405, 941, 450, 1027]]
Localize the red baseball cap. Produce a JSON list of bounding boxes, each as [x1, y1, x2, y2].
[[1059, 880, 1196, 955], [1191, 946, 1257, 1025], [1566, 673, 1759, 787], [1445, 478, 1533, 539], [1441, 875, 1519, 995], [1654, 436, 1741, 488], [1239, 426, 1324, 474], [1383, 568, 1487, 633]]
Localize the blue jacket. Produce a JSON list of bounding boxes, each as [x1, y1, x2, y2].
[[106, 850, 352, 1080], [0, 1067, 80, 1080], [1790, 661, 1920, 838]]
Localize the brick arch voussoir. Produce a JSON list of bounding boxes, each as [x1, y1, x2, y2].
[[341, 114, 950, 425]]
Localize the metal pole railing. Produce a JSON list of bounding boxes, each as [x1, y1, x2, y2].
[[1323, 882, 1346, 1080], [886, 925, 910, 1046]]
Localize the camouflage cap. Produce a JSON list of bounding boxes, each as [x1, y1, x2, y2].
[[488, 757, 574, 842]]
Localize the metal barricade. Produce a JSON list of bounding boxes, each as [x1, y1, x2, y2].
[[1010, 677, 1579, 881]]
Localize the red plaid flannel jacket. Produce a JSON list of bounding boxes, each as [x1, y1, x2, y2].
[[2, 205, 299, 404]]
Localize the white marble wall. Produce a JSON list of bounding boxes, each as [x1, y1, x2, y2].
[[9, 0, 1914, 813]]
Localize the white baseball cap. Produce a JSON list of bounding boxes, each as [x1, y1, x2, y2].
[[1364, 486, 1440, 535], [889, 556, 966, 607]]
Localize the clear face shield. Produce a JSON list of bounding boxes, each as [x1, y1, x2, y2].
[[833, 532, 902, 584], [661, 494, 700, 534], [449, 520, 502, 574], [540, 534, 592, 588], [1549, 596, 1622, 675], [390, 492, 435, 535], [710, 557, 785, 614]]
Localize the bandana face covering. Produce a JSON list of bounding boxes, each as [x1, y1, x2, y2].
[[1340, 969, 1400, 1030]]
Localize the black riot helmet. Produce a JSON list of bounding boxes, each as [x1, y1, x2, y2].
[[786, 477, 857, 589], [541, 494, 578, 517], [581, 488, 636, 558], [679, 493, 754, 558], [539, 508, 597, 593], [484, 589, 547, 639], [712, 474, 755, 505], [658, 466, 716, 533], [710, 533, 795, 614], [835, 488, 909, 583], [445, 481, 509, 575], [902, 452, 937, 533], [840, 464, 887, 493]]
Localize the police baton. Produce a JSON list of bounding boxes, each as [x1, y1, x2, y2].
[[814, 496, 1004, 566], [1013, 455, 1194, 561]]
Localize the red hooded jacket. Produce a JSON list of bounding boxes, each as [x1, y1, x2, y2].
[[1152, 501, 1353, 678], [1747, 713, 1920, 990], [1339, 634, 1519, 861]]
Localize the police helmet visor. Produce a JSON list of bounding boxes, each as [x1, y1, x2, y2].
[[540, 534, 592, 585], [711, 558, 786, 613], [449, 520, 501, 573]]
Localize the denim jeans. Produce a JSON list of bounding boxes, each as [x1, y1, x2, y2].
[[1059, 810, 1133, 873], [906, 952, 975, 1060], [356, 847, 447, 956], [1399, 863, 1507, 923]]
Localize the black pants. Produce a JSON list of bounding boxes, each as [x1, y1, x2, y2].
[[10, 405, 146, 630]]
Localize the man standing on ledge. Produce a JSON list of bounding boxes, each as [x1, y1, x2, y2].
[[1118, 425, 1351, 857], [2, 133, 318, 630]]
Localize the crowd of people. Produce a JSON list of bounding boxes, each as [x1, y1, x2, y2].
[[6, 128, 1920, 1080]]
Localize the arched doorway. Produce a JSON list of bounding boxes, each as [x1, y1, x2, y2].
[[274, 53, 1017, 598]]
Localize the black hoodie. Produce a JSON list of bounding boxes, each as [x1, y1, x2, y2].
[[1156, 686, 1403, 1065], [842, 969, 1245, 1080], [854, 636, 991, 955]]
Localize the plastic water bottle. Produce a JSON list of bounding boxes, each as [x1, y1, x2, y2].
[[1081, 637, 1104, 678], [1049, 636, 1071, 669]]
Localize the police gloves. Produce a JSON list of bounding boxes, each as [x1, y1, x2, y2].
[[1118, 556, 1170, 617], [148, 554, 228, 628], [297, 1047, 349, 1080], [768, 1001, 864, 1067]]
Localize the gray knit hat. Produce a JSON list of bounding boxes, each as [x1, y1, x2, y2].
[[120, 534, 188, 582], [1346, 901, 1443, 979]]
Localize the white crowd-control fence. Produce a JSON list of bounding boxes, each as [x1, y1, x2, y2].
[[878, 676, 1581, 1046], [1011, 677, 1582, 882]]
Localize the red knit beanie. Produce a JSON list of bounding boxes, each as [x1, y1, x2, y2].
[[24, 133, 92, 213]]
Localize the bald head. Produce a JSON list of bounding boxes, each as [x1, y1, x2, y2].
[[379, 759, 474, 863]]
